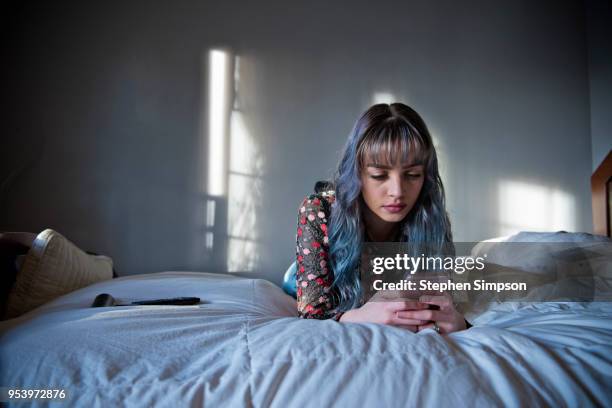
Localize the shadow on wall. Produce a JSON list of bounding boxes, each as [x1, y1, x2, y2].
[[203, 48, 264, 274]]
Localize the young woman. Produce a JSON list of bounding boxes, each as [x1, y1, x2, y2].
[[295, 103, 470, 334]]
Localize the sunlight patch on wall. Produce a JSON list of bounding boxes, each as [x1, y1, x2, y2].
[[203, 48, 232, 255], [498, 180, 576, 236], [208, 49, 231, 197], [372, 92, 396, 105], [205, 199, 215, 250], [226, 55, 264, 273]]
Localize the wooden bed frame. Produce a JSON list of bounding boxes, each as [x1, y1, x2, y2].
[[592, 150, 612, 237]]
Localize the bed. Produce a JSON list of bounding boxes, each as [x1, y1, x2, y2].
[[1, 234, 611, 408]]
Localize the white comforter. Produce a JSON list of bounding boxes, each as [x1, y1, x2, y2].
[[1, 270, 611, 408]]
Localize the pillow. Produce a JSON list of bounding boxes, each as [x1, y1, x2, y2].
[[471, 231, 611, 274], [465, 231, 612, 311], [4, 229, 113, 319]]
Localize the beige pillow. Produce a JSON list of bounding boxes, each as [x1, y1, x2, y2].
[[4, 229, 113, 319]]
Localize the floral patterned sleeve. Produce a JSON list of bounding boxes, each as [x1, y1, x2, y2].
[[296, 192, 344, 321]]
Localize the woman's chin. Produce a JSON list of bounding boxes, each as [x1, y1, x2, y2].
[[378, 212, 408, 223]]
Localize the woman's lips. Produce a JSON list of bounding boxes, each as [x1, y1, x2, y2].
[[382, 204, 406, 213]]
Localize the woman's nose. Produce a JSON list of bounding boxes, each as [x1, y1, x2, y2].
[[387, 175, 404, 197]]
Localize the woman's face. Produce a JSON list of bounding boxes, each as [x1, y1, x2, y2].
[[360, 156, 425, 224]]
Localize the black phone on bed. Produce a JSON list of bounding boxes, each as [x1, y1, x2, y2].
[[91, 293, 201, 307]]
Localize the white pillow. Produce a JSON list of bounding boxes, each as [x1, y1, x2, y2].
[[471, 231, 611, 274], [465, 231, 612, 312], [5, 229, 113, 319]]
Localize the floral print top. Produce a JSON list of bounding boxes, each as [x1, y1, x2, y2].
[[295, 191, 344, 321]]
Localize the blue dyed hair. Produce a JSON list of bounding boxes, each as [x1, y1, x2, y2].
[[328, 103, 453, 311]]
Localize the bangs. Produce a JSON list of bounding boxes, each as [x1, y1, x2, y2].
[[356, 120, 429, 170]]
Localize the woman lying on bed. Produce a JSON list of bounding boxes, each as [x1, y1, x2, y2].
[[296, 102, 470, 334]]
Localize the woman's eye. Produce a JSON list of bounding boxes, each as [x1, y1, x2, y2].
[[406, 173, 422, 178], [370, 174, 386, 180]]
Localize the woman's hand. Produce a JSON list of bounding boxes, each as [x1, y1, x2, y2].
[[339, 299, 430, 332], [396, 292, 467, 334]]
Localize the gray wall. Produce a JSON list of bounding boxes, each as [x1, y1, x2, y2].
[[586, 0, 612, 171], [1, 0, 599, 285]]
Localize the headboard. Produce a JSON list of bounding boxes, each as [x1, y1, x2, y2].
[[592, 150, 612, 237]]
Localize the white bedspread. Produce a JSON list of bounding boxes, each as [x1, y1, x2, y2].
[[1, 269, 611, 408]]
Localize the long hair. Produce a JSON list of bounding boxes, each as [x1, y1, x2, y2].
[[328, 103, 453, 311]]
